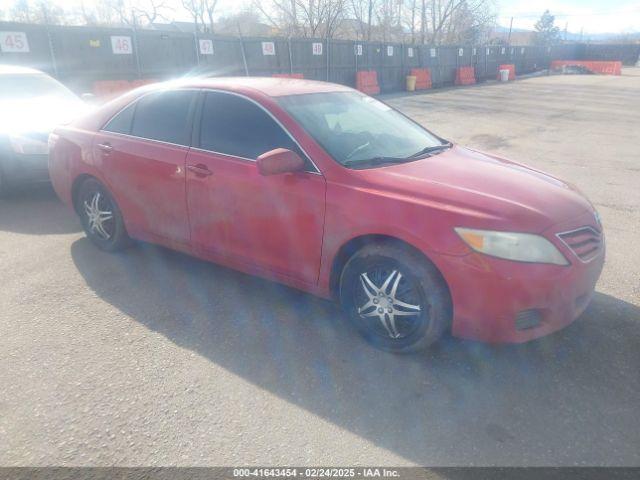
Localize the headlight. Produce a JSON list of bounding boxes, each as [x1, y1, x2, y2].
[[8, 134, 49, 155], [455, 228, 569, 265]]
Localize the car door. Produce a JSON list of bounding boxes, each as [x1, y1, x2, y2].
[[185, 91, 326, 285], [94, 89, 197, 245]]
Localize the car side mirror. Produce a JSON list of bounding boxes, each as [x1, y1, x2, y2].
[[257, 148, 305, 176]]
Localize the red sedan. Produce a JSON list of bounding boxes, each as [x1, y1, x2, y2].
[[49, 78, 605, 352]]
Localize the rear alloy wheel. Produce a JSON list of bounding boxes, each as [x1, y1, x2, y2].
[[339, 243, 451, 353], [76, 178, 130, 252]]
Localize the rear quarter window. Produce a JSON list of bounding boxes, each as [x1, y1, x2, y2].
[[103, 103, 135, 135], [103, 90, 196, 146]]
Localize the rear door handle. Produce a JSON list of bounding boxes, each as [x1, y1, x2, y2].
[[97, 142, 113, 154], [187, 164, 213, 177]]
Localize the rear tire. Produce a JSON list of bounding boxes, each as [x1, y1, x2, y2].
[[339, 242, 451, 353], [76, 178, 130, 252]]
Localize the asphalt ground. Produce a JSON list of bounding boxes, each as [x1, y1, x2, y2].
[[0, 69, 639, 467]]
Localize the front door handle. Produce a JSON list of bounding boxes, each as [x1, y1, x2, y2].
[[97, 142, 113, 154], [187, 164, 213, 177]]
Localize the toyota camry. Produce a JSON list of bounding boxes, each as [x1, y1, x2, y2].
[[48, 77, 605, 352]]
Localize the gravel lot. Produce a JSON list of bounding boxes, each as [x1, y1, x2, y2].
[[1, 70, 639, 467]]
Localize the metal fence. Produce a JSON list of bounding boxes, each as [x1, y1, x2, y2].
[[582, 44, 640, 65], [0, 21, 636, 94]]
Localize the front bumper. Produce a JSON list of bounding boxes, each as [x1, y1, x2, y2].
[[0, 149, 50, 185], [436, 212, 605, 343]]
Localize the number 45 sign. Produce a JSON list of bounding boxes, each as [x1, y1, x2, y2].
[[0, 32, 30, 53]]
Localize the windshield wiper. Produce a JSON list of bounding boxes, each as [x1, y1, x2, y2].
[[342, 156, 410, 168], [343, 142, 453, 168], [407, 142, 453, 159]]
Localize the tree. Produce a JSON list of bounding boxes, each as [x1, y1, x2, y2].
[[217, 9, 270, 36], [100, 0, 131, 25], [181, 0, 205, 32], [347, 0, 376, 41], [132, 0, 171, 25], [384, 0, 496, 45], [533, 10, 561, 46], [8, 0, 66, 24], [255, 0, 347, 39], [423, 0, 493, 45], [406, 0, 418, 43], [441, 0, 495, 44], [9, 0, 33, 23], [202, 0, 220, 33], [374, 0, 400, 42], [253, 0, 301, 37], [71, 0, 171, 26]]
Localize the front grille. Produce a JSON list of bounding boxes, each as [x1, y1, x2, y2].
[[557, 226, 602, 262]]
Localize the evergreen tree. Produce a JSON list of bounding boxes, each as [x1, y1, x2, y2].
[[534, 10, 561, 45]]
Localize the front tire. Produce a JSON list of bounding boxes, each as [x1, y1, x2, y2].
[[76, 178, 130, 252], [339, 242, 451, 353]]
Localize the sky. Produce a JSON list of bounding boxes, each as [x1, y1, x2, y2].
[[497, 0, 640, 34], [0, 0, 638, 35]]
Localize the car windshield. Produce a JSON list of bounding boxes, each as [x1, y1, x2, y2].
[[0, 74, 77, 101], [278, 91, 446, 168]]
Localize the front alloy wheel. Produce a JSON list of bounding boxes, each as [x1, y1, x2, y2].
[[340, 243, 451, 353], [356, 268, 423, 340]]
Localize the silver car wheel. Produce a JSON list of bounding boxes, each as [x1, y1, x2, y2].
[[83, 192, 114, 240], [357, 270, 422, 339]]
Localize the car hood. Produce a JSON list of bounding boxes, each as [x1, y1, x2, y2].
[[356, 145, 594, 233], [0, 95, 88, 136]]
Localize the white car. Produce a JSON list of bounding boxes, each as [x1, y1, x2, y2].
[[0, 65, 86, 195]]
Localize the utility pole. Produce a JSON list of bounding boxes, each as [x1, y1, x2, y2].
[[131, 9, 141, 78], [507, 17, 513, 45], [236, 21, 249, 76], [42, 5, 58, 78], [564, 22, 568, 42], [367, 0, 373, 42]]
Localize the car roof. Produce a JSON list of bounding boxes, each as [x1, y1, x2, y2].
[[170, 76, 353, 97], [0, 64, 45, 75]]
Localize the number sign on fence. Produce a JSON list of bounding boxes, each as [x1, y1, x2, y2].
[[111, 36, 132, 54], [199, 39, 214, 55], [261, 41, 275, 56], [0, 31, 29, 52]]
